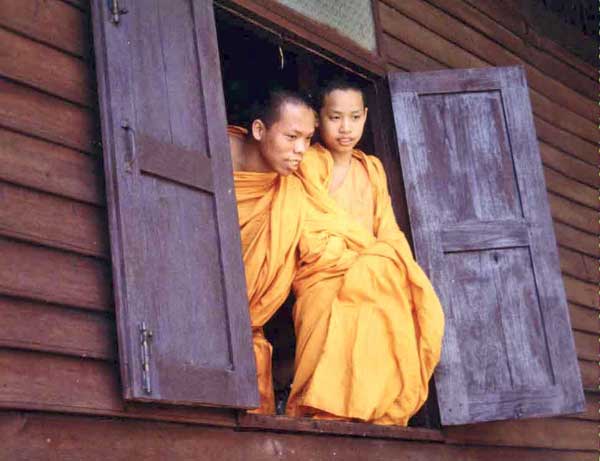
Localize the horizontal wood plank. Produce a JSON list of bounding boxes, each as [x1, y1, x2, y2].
[[0, 237, 112, 311], [462, 0, 596, 79], [0, 349, 236, 427], [529, 90, 596, 145], [563, 276, 596, 310], [0, 27, 93, 106], [378, 1, 598, 142], [0, 0, 88, 57], [0, 295, 115, 360], [380, 0, 597, 122], [239, 413, 443, 442], [443, 417, 595, 451], [544, 167, 600, 208], [553, 222, 596, 257], [569, 393, 598, 422], [0, 127, 104, 205], [579, 359, 598, 393], [423, 0, 596, 97], [0, 78, 97, 154], [569, 304, 598, 335], [574, 331, 597, 362], [0, 180, 108, 258], [548, 193, 595, 235], [541, 145, 596, 190], [558, 247, 598, 284], [382, 34, 442, 72], [535, 118, 595, 167], [0, 410, 594, 461]]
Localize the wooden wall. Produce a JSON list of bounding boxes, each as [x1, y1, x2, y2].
[[0, 0, 595, 459]]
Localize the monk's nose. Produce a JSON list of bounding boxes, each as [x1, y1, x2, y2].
[[340, 118, 351, 133], [294, 139, 307, 154]]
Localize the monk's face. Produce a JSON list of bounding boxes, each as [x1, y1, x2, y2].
[[319, 89, 368, 156], [253, 102, 315, 176]]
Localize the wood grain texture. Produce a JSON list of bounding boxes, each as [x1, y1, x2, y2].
[[0, 78, 97, 154], [389, 67, 584, 425], [0, 27, 93, 106], [380, 0, 596, 120], [548, 193, 595, 234], [0, 349, 236, 427], [543, 168, 596, 209], [0, 128, 104, 205], [238, 413, 444, 442], [0, 295, 115, 360], [91, 0, 257, 408], [0, 180, 108, 258], [0, 410, 595, 460], [423, 0, 596, 95], [536, 118, 595, 166], [579, 359, 598, 393], [563, 276, 596, 310], [570, 393, 598, 422], [0, 237, 111, 311], [573, 331, 597, 362], [558, 247, 597, 284], [462, 0, 596, 78], [0, 0, 89, 57], [223, 0, 386, 76], [443, 417, 596, 451], [378, 1, 598, 140], [553, 222, 596, 257], [382, 34, 442, 72], [568, 304, 598, 335]]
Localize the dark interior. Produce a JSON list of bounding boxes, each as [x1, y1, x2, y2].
[[214, 5, 436, 426]]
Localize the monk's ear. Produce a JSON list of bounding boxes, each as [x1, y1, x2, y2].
[[251, 119, 266, 141], [363, 107, 368, 120]]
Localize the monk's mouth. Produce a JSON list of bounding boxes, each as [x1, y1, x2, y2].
[[337, 138, 354, 145]]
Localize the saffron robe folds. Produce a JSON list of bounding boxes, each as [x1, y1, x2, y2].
[[234, 170, 305, 414], [287, 144, 445, 426]]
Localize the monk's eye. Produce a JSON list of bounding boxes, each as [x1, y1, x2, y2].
[[286, 134, 297, 140], [352, 115, 361, 120], [329, 116, 340, 121]]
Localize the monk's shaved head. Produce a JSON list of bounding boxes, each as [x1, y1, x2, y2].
[[248, 89, 313, 129]]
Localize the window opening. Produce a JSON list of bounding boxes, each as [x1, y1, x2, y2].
[[214, 5, 438, 429]]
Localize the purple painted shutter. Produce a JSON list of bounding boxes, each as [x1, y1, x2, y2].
[[91, 0, 258, 408], [389, 66, 585, 425]]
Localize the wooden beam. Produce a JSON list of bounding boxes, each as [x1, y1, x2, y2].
[[0, 180, 108, 258], [0, 238, 112, 312], [0, 27, 93, 107], [0, 0, 89, 58], [0, 78, 97, 154], [0, 128, 104, 206]]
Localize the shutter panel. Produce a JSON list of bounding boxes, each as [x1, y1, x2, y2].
[[91, 0, 258, 408], [389, 66, 585, 425]]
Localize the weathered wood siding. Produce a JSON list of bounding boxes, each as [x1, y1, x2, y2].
[[0, 0, 595, 459]]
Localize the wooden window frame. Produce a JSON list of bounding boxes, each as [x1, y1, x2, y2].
[[214, 0, 442, 437], [217, 0, 387, 77]]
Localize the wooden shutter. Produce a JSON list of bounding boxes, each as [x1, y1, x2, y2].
[[389, 66, 585, 425], [91, 1, 258, 408]]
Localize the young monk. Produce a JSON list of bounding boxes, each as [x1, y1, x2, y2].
[[228, 89, 315, 414], [286, 80, 445, 425]]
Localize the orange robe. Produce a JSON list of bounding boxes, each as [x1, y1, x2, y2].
[[287, 143, 445, 426], [231, 127, 305, 414]]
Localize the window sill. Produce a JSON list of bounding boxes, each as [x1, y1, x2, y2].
[[237, 413, 444, 442]]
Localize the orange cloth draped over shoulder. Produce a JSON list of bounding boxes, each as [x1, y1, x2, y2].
[[287, 143, 445, 426], [230, 126, 305, 414]]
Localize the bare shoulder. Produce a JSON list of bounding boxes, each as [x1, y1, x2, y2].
[[228, 132, 244, 171]]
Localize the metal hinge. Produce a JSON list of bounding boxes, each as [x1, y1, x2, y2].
[[139, 322, 153, 395], [109, 0, 128, 25]]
